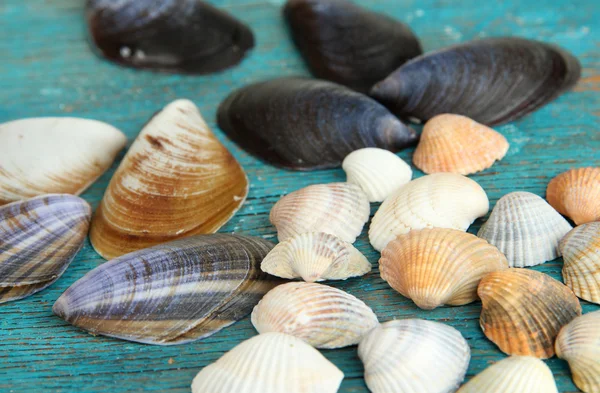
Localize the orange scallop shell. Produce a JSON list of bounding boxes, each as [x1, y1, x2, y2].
[[546, 167, 600, 225]]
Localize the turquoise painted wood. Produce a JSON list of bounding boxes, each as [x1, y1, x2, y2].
[[0, 0, 598, 391]]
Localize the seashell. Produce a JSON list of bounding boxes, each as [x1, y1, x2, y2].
[[477, 191, 573, 267], [53, 234, 282, 345], [0, 118, 126, 205], [86, 0, 254, 74], [560, 222, 600, 304], [371, 37, 581, 125], [478, 269, 582, 358], [191, 332, 344, 393], [358, 319, 470, 393], [284, 0, 422, 93], [261, 232, 371, 282], [413, 114, 509, 175], [217, 77, 418, 170], [342, 148, 412, 202], [379, 228, 509, 310], [89, 99, 248, 259], [251, 282, 378, 348], [556, 311, 600, 393], [0, 195, 91, 303], [270, 183, 370, 243], [369, 173, 489, 252], [456, 356, 558, 393], [547, 167, 600, 225]]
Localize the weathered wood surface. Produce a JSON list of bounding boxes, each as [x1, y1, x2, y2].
[[0, 0, 598, 392]]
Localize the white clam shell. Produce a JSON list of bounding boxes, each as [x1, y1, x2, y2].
[[560, 222, 600, 304]]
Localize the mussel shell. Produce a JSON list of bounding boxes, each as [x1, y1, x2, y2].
[[370, 37, 581, 125], [86, 0, 255, 74], [217, 77, 417, 170], [284, 0, 422, 93]]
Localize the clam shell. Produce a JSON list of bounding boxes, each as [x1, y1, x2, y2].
[[456, 356, 558, 393], [413, 114, 509, 175], [217, 77, 417, 170], [547, 167, 600, 225], [560, 222, 600, 304], [342, 148, 412, 202], [478, 269, 582, 358], [0, 117, 126, 205], [380, 228, 509, 310], [477, 191, 573, 267], [556, 311, 600, 393], [369, 173, 489, 251], [191, 332, 344, 393], [370, 37, 581, 125], [358, 319, 470, 393], [89, 99, 248, 259], [270, 183, 370, 243], [53, 234, 282, 345], [0, 195, 91, 303], [261, 232, 371, 282], [251, 282, 379, 348]]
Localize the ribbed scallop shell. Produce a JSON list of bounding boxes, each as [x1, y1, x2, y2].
[[0, 117, 126, 205], [0, 195, 91, 303], [89, 99, 248, 259], [478, 191, 572, 267], [547, 167, 600, 225], [191, 332, 344, 393], [379, 228, 509, 310], [556, 311, 600, 393], [478, 269, 582, 358], [560, 222, 600, 304], [342, 148, 412, 202], [369, 173, 489, 251], [261, 232, 371, 282], [456, 356, 558, 393], [358, 319, 470, 393], [251, 282, 379, 348], [413, 114, 509, 175], [270, 183, 370, 243]]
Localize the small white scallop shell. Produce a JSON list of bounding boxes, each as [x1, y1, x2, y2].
[[560, 222, 600, 304]]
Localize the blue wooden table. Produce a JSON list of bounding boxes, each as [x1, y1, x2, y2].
[[0, 0, 598, 392]]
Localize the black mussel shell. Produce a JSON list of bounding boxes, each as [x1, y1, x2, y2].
[[370, 37, 581, 126], [284, 0, 422, 93], [86, 0, 255, 74], [217, 78, 418, 170]]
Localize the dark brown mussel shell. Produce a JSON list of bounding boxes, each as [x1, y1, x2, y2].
[[284, 0, 422, 93], [217, 78, 417, 170], [85, 0, 255, 74], [370, 37, 581, 125]]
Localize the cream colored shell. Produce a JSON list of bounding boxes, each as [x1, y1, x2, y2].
[[560, 222, 600, 304]]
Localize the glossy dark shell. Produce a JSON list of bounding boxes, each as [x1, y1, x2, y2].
[[370, 37, 581, 126], [217, 78, 417, 170], [86, 0, 255, 74], [284, 0, 422, 93]]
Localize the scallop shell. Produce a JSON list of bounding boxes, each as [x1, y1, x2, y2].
[[413, 114, 509, 175], [560, 222, 600, 304], [261, 232, 371, 282], [191, 332, 344, 393], [547, 167, 600, 225], [0, 195, 91, 303], [358, 319, 470, 393], [369, 173, 489, 251], [456, 356, 558, 393], [251, 282, 379, 348], [478, 269, 582, 358], [0, 117, 126, 205], [556, 311, 600, 393], [53, 234, 282, 345], [270, 183, 370, 243], [342, 148, 412, 202], [380, 228, 509, 310], [89, 99, 249, 259], [477, 192, 573, 267]]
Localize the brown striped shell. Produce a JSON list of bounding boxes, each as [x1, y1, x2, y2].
[[547, 167, 600, 225], [560, 222, 600, 304]]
